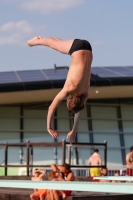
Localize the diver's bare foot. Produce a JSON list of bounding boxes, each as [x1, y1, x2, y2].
[[27, 36, 43, 47], [67, 130, 76, 144]]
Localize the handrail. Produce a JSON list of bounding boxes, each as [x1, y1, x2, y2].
[[0, 140, 107, 176]]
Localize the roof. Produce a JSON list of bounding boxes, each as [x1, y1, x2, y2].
[[0, 66, 133, 93]]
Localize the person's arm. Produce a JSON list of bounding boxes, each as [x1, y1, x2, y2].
[[67, 111, 81, 144], [51, 164, 58, 172], [67, 95, 88, 144], [47, 89, 68, 137], [36, 169, 46, 179], [58, 173, 65, 181], [88, 157, 91, 165], [65, 172, 74, 181], [126, 154, 132, 165], [72, 111, 82, 131], [51, 164, 63, 172]]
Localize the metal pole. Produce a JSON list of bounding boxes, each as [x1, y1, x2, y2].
[[104, 141, 107, 168], [20, 103, 24, 164], [62, 139, 66, 165], [29, 145, 33, 176], [68, 146, 71, 165], [4, 142, 8, 176], [26, 140, 30, 176]]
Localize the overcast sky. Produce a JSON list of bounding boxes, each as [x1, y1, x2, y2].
[[0, 0, 133, 72]]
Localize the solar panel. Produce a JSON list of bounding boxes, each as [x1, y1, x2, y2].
[[91, 67, 120, 77], [0, 66, 133, 85], [17, 70, 46, 82], [106, 66, 133, 76], [127, 66, 133, 71], [0, 72, 19, 83], [124, 66, 133, 74], [91, 66, 133, 78], [43, 69, 68, 80]]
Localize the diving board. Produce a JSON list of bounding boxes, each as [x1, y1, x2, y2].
[[94, 176, 133, 181], [0, 180, 133, 194]]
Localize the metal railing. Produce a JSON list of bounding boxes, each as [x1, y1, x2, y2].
[[0, 140, 107, 176]]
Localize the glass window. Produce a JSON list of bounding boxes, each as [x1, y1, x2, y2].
[[23, 106, 48, 142], [91, 106, 122, 165], [121, 106, 133, 120], [23, 105, 54, 165], [121, 105, 133, 149], [0, 106, 20, 164]]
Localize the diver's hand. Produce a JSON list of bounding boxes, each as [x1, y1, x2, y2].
[[67, 130, 76, 144], [47, 128, 59, 138]]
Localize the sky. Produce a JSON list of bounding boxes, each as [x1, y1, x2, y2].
[[0, 0, 133, 72]]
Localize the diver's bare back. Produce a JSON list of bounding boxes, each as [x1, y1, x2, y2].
[[64, 50, 93, 95]]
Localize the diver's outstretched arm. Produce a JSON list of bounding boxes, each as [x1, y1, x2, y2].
[[67, 111, 82, 144], [47, 89, 68, 138]]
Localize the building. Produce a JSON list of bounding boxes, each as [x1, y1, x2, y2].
[[0, 66, 133, 175]]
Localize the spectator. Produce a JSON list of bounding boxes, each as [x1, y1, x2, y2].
[[30, 169, 47, 200], [51, 163, 74, 197], [47, 170, 66, 200], [126, 146, 133, 176], [99, 167, 110, 182], [88, 149, 102, 176], [51, 163, 74, 181], [101, 167, 107, 176], [112, 172, 121, 183]]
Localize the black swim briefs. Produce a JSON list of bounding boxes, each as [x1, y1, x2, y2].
[[68, 39, 92, 55]]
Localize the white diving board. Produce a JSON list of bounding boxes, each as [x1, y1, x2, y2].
[[94, 176, 133, 181], [0, 180, 133, 194]]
